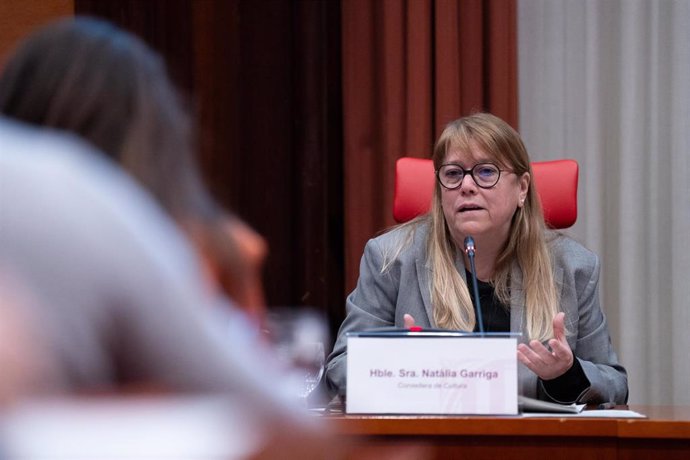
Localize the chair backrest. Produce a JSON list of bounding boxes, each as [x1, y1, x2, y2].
[[393, 157, 578, 229]]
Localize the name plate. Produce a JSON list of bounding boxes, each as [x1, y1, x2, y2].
[[346, 332, 518, 415]]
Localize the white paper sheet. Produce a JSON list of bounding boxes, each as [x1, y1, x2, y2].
[[521, 409, 646, 418]]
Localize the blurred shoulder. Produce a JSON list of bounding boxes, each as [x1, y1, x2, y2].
[[1, 116, 124, 189], [0, 117, 201, 279]]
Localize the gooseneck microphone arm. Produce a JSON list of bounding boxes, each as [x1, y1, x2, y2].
[[463, 236, 485, 335]]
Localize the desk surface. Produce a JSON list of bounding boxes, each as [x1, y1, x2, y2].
[[324, 406, 690, 459], [324, 405, 690, 460], [326, 405, 690, 439]]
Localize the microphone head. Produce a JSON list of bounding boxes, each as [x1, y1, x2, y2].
[[463, 236, 476, 255]]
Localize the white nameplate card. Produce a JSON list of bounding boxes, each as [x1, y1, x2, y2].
[[346, 332, 518, 415]]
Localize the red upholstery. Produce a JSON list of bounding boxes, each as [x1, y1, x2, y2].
[[393, 157, 578, 229]]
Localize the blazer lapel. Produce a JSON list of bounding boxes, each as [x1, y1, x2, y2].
[[510, 262, 565, 342], [416, 257, 435, 327], [509, 263, 526, 343]]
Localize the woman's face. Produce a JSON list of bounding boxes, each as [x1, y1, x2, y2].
[[440, 141, 529, 249]]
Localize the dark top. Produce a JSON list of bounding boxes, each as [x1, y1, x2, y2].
[[467, 271, 590, 403]]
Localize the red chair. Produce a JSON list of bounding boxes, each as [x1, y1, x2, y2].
[[393, 158, 578, 229]]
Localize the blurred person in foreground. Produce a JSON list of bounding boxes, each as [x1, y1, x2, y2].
[[0, 16, 267, 325], [0, 118, 430, 460], [0, 15, 310, 451], [0, 116, 283, 406], [326, 113, 628, 405]]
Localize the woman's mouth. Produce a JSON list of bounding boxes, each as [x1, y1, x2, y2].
[[459, 205, 483, 213]]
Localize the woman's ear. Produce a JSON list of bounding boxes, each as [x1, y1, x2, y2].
[[518, 172, 530, 206]]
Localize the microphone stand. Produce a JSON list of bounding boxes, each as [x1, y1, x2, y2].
[[464, 236, 485, 336]]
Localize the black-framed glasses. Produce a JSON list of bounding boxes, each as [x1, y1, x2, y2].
[[435, 163, 509, 189]]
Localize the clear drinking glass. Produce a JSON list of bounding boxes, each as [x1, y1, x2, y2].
[[294, 341, 325, 399], [264, 308, 328, 403]]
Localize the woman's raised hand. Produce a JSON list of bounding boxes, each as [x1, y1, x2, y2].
[[516, 312, 574, 380]]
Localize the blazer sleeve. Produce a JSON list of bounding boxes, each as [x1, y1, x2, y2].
[[324, 237, 400, 395], [538, 251, 629, 404]]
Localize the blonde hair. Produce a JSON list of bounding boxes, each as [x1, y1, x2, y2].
[[400, 113, 558, 341]]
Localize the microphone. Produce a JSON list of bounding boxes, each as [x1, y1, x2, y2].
[[463, 236, 485, 335]]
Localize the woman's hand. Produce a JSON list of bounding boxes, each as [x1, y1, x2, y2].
[[403, 314, 416, 329], [517, 312, 573, 380]]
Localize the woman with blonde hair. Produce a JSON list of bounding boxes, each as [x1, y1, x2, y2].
[[325, 113, 627, 404]]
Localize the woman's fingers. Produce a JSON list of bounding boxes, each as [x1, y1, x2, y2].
[[403, 314, 416, 329], [552, 312, 567, 343]]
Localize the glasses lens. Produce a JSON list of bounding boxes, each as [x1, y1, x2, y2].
[[438, 165, 464, 188], [472, 164, 500, 187]]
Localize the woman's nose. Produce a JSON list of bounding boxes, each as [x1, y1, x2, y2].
[[459, 173, 478, 194]]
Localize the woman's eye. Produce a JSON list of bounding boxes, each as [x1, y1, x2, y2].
[[476, 167, 497, 177]]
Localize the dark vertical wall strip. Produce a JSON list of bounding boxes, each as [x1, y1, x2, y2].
[[75, 0, 345, 342]]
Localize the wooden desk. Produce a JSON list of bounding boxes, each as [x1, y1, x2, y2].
[[325, 406, 690, 459]]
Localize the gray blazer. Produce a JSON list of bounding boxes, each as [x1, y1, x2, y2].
[[325, 220, 628, 404]]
